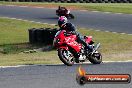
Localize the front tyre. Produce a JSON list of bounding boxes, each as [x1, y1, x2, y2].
[[58, 48, 74, 66], [69, 13, 74, 19], [89, 52, 102, 64]]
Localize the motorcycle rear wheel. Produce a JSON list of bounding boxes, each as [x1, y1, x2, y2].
[[58, 48, 74, 66]]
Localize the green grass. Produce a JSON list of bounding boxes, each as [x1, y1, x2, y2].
[[0, 17, 132, 66], [81, 3, 132, 14], [0, 17, 57, 54], [0, 17, 57, 45], [0, 51, 61, 66], [1, 2, 132, 14]]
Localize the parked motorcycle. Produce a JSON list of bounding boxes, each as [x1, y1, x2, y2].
[[56, 7, 74, 19], [53, 30, 102, 66]]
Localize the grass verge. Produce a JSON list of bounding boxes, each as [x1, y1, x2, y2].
[[0, 17, 132, 66], [1, 2, 132, 14]]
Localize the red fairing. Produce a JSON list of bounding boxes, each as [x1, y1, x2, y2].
[[54, 30, 65, 47], [53, 30, 82, 53], [65, 35, 82, 52], [85, 36, 92, 44]]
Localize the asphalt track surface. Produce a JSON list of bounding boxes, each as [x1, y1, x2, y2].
[[0, 5, 132, 34], [0, 62, 131, 88], [0, 5, 132, 88]]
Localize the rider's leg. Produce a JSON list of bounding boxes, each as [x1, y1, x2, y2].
[[76, 32, 93, 52]]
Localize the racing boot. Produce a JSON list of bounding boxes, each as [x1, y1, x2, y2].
[[78, 38, 93, 54]]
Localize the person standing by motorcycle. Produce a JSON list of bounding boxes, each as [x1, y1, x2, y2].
[[58, 16, 93, 54]]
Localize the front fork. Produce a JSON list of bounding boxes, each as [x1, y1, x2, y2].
[[91, 43, 100, 55], [67, 10, 70, 14]]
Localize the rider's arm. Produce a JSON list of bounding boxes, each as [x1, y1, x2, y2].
[[66, 23, 77, 31]]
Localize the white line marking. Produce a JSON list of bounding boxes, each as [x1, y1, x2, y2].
[[112, 32, 117, 34], [1, 60, 132, 68], [104, 60, 132, 63], [1, 4, 132, 16], [56, 60, 132, 65], [19, 6, 28, 8], [95, 30, 101, 31], [49, 23, 55, 25], [0, 16, 57, 26], [36, 7, 44, 9], [0, 4, 57, 10], [80, 10, 87, 12], [105, 31, 110, 32], [120, 33, 126, 35], [116, 13, 123, 15], [0, 65, 28, 68], [92, 11, 100, 13], [104, 12, 111, 14], [128, 34, 132, 35], [0, 16, 132, 36], [6, 5, 15, 7]]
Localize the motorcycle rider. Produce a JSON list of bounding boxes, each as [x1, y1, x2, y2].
[[58, 16, 93, 54], [58, 6, 68, 15]]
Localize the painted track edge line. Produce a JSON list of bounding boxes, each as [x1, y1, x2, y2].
[[1, 4, 132, 15], [0, 16, 132, 35], [0, 60, 132, 68], [0, 16, 56, 26]]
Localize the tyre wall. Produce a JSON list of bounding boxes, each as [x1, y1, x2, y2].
[[28, 28, 58, 45]]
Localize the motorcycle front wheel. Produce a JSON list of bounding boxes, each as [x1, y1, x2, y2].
[[69, 13, 74, 19], [88, 52, 102, 64], [58, 48, 74, 66]]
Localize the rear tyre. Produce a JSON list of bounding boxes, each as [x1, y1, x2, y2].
[[58, 48, 74, 66], [89, 52, 102, 64]]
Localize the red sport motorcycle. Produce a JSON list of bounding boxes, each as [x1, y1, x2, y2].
[[53, 30, 102, 66]]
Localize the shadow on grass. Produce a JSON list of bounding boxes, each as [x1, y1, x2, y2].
[[0, 42, 55, 54]]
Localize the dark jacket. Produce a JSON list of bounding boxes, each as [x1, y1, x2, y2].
[[60, 22, 76, 32]]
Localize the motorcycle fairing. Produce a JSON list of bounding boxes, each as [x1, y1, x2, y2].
[[64, 35, 82, 53], [85, 36, 92, 44]]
